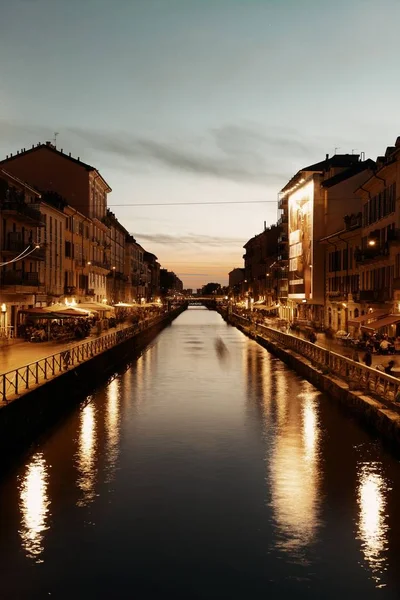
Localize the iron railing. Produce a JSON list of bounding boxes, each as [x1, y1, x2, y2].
[[230, 313, 400, 404], [0, 314, 167, 403]]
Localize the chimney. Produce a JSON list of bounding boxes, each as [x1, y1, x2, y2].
[[61, 148, 63, 153], [326, 153, 329, 161], [264, 221, 266, 231], [17, 151, 19, 155], [69, 152, 71, 157], [77, 157, 80, 161], [10, 153, 12, 157], [32, 144, 34, 148], [46, 141, 51, 146]]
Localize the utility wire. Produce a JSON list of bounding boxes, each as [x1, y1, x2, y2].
[[0, 244, 41, 267], [108, 200, 277, 207]]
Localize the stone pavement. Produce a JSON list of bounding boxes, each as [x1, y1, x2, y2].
[[262, 319, 397, 370], [0, 321, 133, 376]]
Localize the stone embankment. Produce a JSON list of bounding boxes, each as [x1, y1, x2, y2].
[[221, 309, 400, 451]]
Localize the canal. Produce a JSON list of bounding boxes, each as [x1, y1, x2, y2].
[[1, 307, 400, 599]]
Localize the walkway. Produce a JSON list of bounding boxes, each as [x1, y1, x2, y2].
[[0, 321, 134, 376], [262, 318, 396, 369]]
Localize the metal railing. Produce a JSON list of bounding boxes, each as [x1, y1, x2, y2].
[[230, 313, 400, 404], [0, 313, 168, 404]]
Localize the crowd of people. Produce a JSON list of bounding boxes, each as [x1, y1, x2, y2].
[[18, 304, 168, 343]]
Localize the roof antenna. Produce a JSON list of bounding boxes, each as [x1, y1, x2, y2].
[[53, 132, 59, 147], [351, 148, 358, 155], [334, 147, 340, 155]]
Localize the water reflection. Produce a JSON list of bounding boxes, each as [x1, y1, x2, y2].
[[76, 401, 97, 507], [19, 453, 50, 562], [105, 377, 121, 482], [357, 462, 390, 586], [268, 383, 321, 555]]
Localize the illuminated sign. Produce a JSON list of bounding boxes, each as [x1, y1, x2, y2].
[[288, 180, 314, 299]]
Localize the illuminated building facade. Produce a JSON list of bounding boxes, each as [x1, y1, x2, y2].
[[281, 154, 374, 327]]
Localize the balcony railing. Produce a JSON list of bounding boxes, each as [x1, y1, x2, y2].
[[359, 289, 392, 302], [277, 214, 288, 226], [354, 245, 390, 263], [90, 259, 110, 270], [227, 313, 400, 404], [1, 271, 40, 286], [1, 201, 44, 224], [64, 286, 76, 295], [0, 311, 174, 402]]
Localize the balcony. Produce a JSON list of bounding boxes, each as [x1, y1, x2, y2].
[[90, 259, 110, 271], [359, 289, 392, 303], [1, 271, 40, 287], [64, 286, 76, 295], [354, 245, 389, 264], [278, 196, 288, 210], [326, 291, 348, 302], [1, 200, 44, 225], [1, 240, 45, 260], [277, 214, 288, 226], [393, 278, 400, 290]]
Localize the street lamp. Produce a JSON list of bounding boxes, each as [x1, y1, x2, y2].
[[112, 266, 116, 303], [86, 261, 92, 298], [1, 303, 6, 336]]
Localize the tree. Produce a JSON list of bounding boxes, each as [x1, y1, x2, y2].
[[201, 282, 221, 295]]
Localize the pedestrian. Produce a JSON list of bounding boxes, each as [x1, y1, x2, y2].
[[384, 360, 396, 375], [352, 348, 360, 362], [363, 349, 372, 367], [309, 331, 317, 344]]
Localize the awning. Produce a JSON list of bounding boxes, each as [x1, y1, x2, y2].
[[254, 304, 279, 313], [361, 315, 400, 332], [19, 308, 54, 318], [51, 308, 90, 318], [75, 302, 115, 312], [114, 302, 137, 308], [348, 308, 388, 326], [42, 304, 90, 315]]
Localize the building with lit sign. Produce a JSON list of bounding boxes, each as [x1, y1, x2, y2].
[[279, 154, 374, 328]]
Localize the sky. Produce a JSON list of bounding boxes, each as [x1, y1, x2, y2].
[[1, 0, 400, 289]]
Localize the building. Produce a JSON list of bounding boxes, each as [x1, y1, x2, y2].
[[279, 153, 374, 327], [0, 170, 44, 335], [103, 210, 128, 304], [354, 141, 399, 329], [243, 225, 280, 307], [144, 251, 160, 301], [228, 267, 245, 300], [0, 142, 113, 306], [320, 213, 363, 333]]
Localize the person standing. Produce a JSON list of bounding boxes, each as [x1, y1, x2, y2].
[[363, 349, 372, 367]]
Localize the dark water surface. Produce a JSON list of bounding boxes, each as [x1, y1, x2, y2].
[[1, 308, 400, 599]]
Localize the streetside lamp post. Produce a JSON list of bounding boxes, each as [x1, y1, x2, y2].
[[87, 261, 92, 297], [1, 303, 6, 337], [112, 266, 116, 304]]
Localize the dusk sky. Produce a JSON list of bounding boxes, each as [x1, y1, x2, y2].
[[1, 0, 400, 288]]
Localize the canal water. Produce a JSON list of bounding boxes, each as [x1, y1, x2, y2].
[[1, 307, 400, 599]]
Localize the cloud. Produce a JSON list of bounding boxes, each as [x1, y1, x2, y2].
[[134, 232, 245, 247], [66, 124, 291, 184], [0, 119, 322, 184]]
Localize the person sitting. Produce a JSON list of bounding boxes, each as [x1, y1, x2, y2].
[[380, 339, 390, 355]]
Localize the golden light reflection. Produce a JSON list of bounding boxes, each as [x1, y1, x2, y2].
[[269, 385, 321, 554], [357, 462, 389, 586], [105, 378, 121, 482], [19, 453, 50, 562], [76, 402, 97, 507]]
